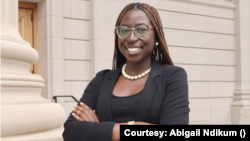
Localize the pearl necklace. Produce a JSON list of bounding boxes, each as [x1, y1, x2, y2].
[[122, 63, 151, 80]]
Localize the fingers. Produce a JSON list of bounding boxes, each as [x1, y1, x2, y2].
[[72, 112, 83, 121], [73, 107, 89, 121], [72, 102, 100, 123], [79, 102, 93, 114], [79, 102, 100, 122], [81, 103, 100, 122], [76, 105, 93, 120]]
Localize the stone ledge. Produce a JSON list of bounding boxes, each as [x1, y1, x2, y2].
[[1, 126, 64, 141]]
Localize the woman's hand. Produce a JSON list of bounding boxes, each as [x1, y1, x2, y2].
[[72, 102, 100, 123]]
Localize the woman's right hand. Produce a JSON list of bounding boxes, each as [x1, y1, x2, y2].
[[72, 102, 100, 123]]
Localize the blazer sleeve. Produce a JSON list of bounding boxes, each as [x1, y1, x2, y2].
[[62, 70, 116, 141], [159, 66, 190, 125]]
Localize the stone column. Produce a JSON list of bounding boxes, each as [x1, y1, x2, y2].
[[1, 0, 66, 138], [231, 0, 250, 124]]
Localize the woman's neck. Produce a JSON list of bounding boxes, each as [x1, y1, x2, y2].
[[124, 57, 152, 76]]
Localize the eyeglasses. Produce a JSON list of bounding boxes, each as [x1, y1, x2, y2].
[[115, 25, 153, 39]]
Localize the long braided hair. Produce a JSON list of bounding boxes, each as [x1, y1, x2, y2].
[[112, 2, 174, 70]]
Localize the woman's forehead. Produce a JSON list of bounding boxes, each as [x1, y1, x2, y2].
[[120, 9, 152, 26]]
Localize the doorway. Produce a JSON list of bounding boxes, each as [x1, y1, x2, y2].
[[18, 1, 38, 74]]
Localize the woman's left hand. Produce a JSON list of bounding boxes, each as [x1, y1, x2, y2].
[[72, 102, 100, 123]]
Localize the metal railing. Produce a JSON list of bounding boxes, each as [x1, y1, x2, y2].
[[53, 95, 79, 103]]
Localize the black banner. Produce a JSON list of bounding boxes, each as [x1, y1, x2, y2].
[[120, 125, 250, 140]]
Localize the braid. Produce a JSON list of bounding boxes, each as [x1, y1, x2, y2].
[[112, 2, 174, 70]]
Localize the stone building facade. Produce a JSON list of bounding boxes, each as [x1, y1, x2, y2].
[[1, 0, 249, 140]]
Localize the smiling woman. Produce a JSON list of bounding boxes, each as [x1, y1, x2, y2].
[[63, 2, 189, 141]]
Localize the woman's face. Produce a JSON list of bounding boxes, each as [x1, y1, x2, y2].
[[118, 9, 156, 63]]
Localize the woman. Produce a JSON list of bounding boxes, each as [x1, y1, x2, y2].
[[63, 2, 189, 141]]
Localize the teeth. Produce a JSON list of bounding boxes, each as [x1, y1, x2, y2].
[[127, 48, 141, 52]]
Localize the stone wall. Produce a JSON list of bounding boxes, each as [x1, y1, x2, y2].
[[31, 0, 247, 124]]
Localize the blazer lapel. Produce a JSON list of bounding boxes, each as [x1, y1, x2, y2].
[[135, 59, 162, 121], [96, 59, 162, 122], [96, 64, 123, 121]]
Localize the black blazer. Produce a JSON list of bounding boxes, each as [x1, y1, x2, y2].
[[63, 59, 190, 141]]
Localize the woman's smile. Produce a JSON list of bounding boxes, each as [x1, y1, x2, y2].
[[125, 45, 143, 55]]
